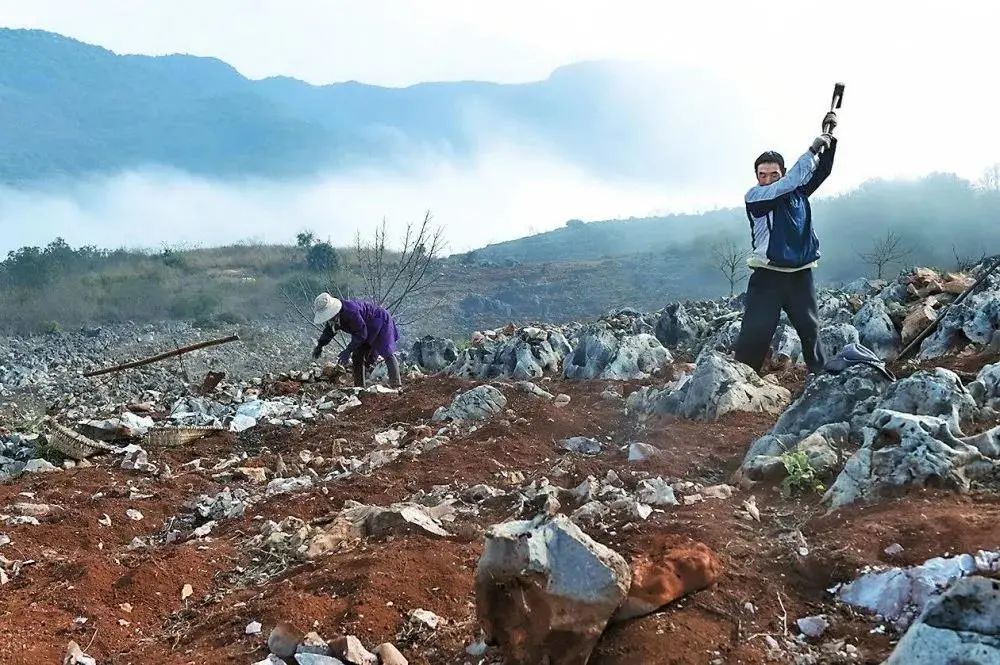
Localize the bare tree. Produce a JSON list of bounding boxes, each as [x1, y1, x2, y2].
[[979, 163, 1000, 192], [710, 238, 749, 297], [354, 211, 447, 326], [952, 245, 986, 273], [858, 231, 913, 279]]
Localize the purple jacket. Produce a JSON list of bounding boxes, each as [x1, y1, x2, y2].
[[317, 299, 399, 359]]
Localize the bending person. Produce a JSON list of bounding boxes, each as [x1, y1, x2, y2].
[[311, 292, 401, 388]]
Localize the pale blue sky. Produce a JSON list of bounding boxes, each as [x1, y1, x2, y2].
[[1, 1, 998, 252]]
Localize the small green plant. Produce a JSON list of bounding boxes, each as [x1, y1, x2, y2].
[[41, 320, 61, 334], [780, 450, 826, 497]]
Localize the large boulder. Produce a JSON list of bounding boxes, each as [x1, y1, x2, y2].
[[629, 352, 790, 422], [612, 543, 722, 622], [885, 576, 1000, 664], [432, 385, 507, 422], [818, 323, 861, 363], [410, 336, 459, 372], [818, 294, 855, 324], [695, 319, 743, 360], [447, 328, 571, 380], [901, 303, 937, 344], [564, 324, 671, 381], [969, 362, 1000, 409], [767, 364, 890, 439], [563, 324, 618, 379], [837, 552, 986, 628], [853, 298, 901, 360], [878, 281, 910, 305], [823, 410, 997, 509], [738, 422, 848, 482], [770, 323, 802, 366], [876, 368, 979, 436], [475, 514, 631, 665], [654, 302, 702, 350], [963, 293, 1000, 344]]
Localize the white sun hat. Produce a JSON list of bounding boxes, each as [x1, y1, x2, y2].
[[312, 292, 343, 324]]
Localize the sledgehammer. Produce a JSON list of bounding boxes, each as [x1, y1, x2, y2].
[[823, 82, 845, 135]]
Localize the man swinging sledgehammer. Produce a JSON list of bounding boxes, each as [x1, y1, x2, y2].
[[735, 84, 843, 377]]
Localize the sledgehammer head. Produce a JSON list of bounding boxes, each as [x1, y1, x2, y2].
[[831, 82, 845, 110]]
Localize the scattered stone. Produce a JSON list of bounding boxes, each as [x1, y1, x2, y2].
[[266, 476, 314, 498], [297, 631, 331, 655], [246, 620, 263, 635], [253, 657, 287, 665], [181, 583, 193, 600], [269, 621, 304, 659], [475, 514, 631, 665], [125, 509, 143, 521], [407, 608, 443, 631], [294, 655, 345, 665], [237, 466, 269, 484], [191, 521, 215, 538], [24, 458, 57, 473], [63, 641, 97, 665], [613, 543, 722, 621], [9, 502, 56, 518], [559, 436, 603, 455], [432, 385, 507, 422], [627, 442, 660, 462], [702, 484, 734, 500], [373, 643, 408, 665], [329, 635, 376, 664], [515, 381, 554, 400], [885, 543, 905, 557], [635, 478, 679, 507], [362, 503, 451, 539], [553, 393, 571, 408], [902, 303, 937, 344], [797, 615, 830, 638], [195, 487, 250, 520], [465, 637, 488, 656]]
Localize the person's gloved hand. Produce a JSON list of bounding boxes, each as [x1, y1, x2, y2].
[[810, 133, 833, 154], [311, 345, 323, 360], [822, 111, 838, 132], [337, 348, 352, 365]]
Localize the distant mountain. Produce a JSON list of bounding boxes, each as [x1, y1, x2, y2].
[[0, 28, 752, 184], [468, 173, 1000, 283]]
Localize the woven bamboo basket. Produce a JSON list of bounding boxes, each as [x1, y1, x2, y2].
[[48, 422, 116, 460], [145, 426, 223, 448]]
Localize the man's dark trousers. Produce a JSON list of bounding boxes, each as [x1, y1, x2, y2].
[[734, 268, 825, 374]]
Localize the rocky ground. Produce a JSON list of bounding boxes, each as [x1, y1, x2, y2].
[[0, 262, 999, 665]]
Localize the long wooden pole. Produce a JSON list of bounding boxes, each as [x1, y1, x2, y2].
[[83, 334, 240, 378]]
